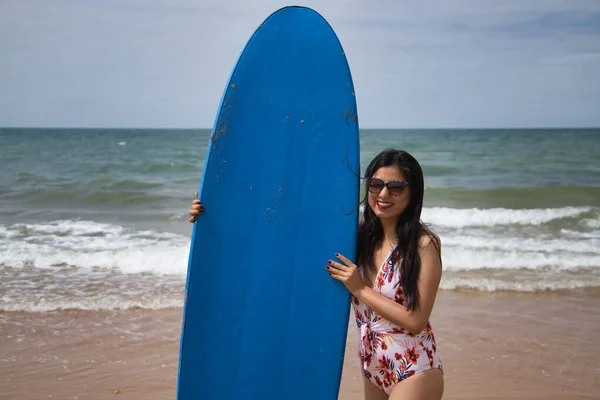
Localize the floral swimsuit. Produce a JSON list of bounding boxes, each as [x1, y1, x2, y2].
[[352, 251, 443, 395]]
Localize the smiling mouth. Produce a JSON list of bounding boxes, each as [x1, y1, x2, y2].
[[376, 201, 393, 210]]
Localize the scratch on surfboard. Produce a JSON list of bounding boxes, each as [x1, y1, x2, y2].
[[344, 109, 357, 123], [211, 117, 229, 142], [210, 88, 235, 144]]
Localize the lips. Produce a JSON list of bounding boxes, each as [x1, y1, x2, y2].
[[376, 201, 393, 211]]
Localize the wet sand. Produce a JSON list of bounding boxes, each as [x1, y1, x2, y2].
[[1, 290, 599, 399]]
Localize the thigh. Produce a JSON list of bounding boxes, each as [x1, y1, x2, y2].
[[389, 368, 443, 400], [363, 375, 389, 400]]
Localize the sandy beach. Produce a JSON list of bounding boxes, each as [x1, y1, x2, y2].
[[2, 290, 599, 400]]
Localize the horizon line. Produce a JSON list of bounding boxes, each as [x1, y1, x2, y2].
[[2, 125, 599, 130]]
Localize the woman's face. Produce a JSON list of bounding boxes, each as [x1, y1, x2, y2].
[[367, 165, 411, 222]]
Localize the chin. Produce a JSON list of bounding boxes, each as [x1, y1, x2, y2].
[[371, 208, 397, 220], [378, 212, 401, 221]]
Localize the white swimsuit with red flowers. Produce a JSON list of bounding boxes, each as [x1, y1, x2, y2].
[[352, 250, 443, 395]]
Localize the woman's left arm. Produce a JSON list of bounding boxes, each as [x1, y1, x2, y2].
[[327, 235, 442, 335]]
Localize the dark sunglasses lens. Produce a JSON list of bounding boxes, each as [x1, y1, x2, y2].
[[368, 179, 384, 193], [387, 182, 407, 195]]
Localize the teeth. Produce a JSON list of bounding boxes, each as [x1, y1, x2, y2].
[[377, 201, 392, 206]]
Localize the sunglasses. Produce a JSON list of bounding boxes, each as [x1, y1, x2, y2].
[[367, 178, 409, 196]]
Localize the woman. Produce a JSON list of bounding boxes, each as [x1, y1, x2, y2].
[[188, 149, 444, 400]]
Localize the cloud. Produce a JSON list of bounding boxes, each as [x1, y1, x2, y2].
[[0, 0, 599, 128]]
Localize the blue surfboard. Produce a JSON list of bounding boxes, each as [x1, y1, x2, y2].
[[177, 6, 360, 399]]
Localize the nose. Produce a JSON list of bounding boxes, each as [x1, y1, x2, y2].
[[379, 186, 392, 198]]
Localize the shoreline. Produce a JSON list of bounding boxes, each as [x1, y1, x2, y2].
[[2, 290, 599, 399]]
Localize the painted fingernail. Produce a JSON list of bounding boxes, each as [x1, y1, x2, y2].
[[325, 266, 330, 270], [335, 253, 340, 257], [327, 260, 332, 265]]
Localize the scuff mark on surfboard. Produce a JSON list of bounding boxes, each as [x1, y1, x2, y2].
[[264, 207, 276, 221], [278, 186, 285, 203], [215, 159, 227, 184], [344, 109, 357, 123], [262, 185, 287, 224], [211, 93, 235, 148], [211, 118, 229, 145]]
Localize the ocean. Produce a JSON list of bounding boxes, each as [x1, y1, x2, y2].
[[1, 128, 599, 312]]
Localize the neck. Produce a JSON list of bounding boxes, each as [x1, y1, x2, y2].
[[380, 217, 397, 245]]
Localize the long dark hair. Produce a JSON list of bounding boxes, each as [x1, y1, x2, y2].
[[357, 149, 440, 311]]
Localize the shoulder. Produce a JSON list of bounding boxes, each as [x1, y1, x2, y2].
[[418, 231, 442, 259], [419, 231, 441, 248]]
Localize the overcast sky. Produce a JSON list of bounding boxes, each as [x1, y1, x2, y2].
[[1, 0, 599, 128]]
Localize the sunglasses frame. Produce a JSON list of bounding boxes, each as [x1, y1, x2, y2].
[[367, 178, 409, 196]]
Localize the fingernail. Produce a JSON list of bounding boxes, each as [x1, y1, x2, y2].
[[335, 253, 340, 257], [325, 266, 330, 270], [328, 273, 332, 276], [327, 260, 332, 265]]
